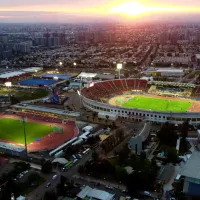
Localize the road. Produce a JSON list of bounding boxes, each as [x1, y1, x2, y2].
[[28, 172, 60, 200]]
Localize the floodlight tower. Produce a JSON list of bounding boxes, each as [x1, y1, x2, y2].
[[117, 63, 123, 79], [5, 82, 12, 104], [59, 61, 63, 67], [22, 116, 28, 160]]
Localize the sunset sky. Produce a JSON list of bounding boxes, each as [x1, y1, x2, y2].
[[1, 0, 200, 23]]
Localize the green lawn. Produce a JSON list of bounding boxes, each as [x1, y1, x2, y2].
[[0, 87, 49, 101], [119, 96, 193, 112], [0, 118, 53, 144]]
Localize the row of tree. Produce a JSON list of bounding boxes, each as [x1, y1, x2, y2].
[[101, 129, 125, 153]]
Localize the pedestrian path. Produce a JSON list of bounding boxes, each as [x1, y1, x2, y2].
[[73, 174, 127, 190]]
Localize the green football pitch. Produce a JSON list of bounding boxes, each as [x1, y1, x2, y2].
[[0, 118, 53, 144], [117, 96, 193, 112]]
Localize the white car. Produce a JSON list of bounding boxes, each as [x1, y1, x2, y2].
[[52, 175, 57, 180]]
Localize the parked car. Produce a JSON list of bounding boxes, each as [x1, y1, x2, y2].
[[46, 182, 51, 188], [52, 175, 57, 180]]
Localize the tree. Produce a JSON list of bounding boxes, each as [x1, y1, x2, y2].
[[28, 172, 40, 183], [43, 190, 57, 200], [157, 122, 178, 147], [78, 165, 85, 174], [92, 112, 98, 121], [66, 80, 70, 86], [116, 129, 124, 142], [180, 120, 189, 140], [140, 151, 147, 161], [92, 150, 99, 162], [118, 145, 130, 163], [166, 147, 178, 163], [115, 166, 128, 181], [105, 115, 109, 121], [112, 121, 117, 129], [41, 160, 52, 173]]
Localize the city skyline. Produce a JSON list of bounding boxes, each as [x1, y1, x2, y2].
[[1, 0, 200, 23]]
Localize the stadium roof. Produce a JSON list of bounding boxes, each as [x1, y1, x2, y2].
[[22, 67, 43, 72], [77, 72, 97, 78], [0, 142, 25, 152], [146, 67, 184, 73], [77, 186, 114, 200], [0, 71, 26, 78], [12, 104, 80, 117], [52, 158, 68, 165], [42, 74, 72, 80], [150, 81, 196, 88]]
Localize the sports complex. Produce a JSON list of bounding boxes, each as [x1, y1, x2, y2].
[[82, 79, 200, 125], [0, 111, 79, 152]]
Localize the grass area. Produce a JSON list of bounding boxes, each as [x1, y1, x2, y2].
[[0, 87, 48, 101], [117, 96, 193, 112], [22, 176, 46, 195], [0, 118, 53, 144], [107, 157, 119, 166]]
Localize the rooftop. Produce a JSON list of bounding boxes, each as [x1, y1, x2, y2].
[[22, 67, 43, 72], [42, 73, 72, 80], [0, 142, 25, 152], [180, 151, 200, 179], [12, 104, 80, 117], [77, 72, 97, 78], [146, 67, 184, 73], [0, 71, 26, 78], [77, 186, 114, 200]]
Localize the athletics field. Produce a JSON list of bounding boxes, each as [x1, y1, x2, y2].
[[0, 118, 52, 144], [112, 95, 193, 112]]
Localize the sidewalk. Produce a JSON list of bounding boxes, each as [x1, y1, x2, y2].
[[73, 174, 127, 190]]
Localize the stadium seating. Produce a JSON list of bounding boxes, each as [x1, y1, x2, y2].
[[148, 85, 192, 97], [82, 79, 148, 100], [15, 111, 62, 123]]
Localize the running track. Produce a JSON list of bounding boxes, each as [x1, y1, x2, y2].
[[0, 114, 79, 152]]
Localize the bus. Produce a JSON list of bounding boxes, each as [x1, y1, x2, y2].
[[64, 161, 73, 168], [82, 148, 90, 155]]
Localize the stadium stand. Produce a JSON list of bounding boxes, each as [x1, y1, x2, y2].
[[15, 111, 63, 123], [82, 79, 148, 101]]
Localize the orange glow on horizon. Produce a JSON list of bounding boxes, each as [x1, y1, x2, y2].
[[0, 1, 200, 18], [109, 1, 200, 18]]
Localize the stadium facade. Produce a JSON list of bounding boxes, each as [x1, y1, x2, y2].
[[82, 79, 200, 125]]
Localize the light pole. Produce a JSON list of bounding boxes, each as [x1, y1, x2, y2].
[[59, 61, 63, 67], [116, 63, 123, 79], [77, 90, 82, 110], [73, 62, 77, 68], [22, 116, 28, 159], [5, 82, 12, 104]]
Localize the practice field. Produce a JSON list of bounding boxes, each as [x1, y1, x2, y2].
[[0, 118, 53, 144], [114, 95, 193, 112]]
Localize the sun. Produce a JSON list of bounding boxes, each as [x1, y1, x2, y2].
[[109, 2, 149, 16]]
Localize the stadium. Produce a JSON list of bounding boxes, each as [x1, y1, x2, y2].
[[82, 79, 200, 125], [0, 106, 79, 154]]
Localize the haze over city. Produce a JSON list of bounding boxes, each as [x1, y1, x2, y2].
[[1, 0, 200, 23], [1, 0, 200, 199]]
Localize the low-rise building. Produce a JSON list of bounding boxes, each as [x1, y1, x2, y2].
[[77, 185, 115, 200]]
